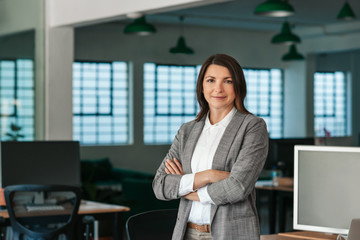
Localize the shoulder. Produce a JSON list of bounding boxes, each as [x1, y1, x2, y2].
[[233, 112, 268, 132], [179, 118, 204, 133], [234, 111, 266, 125]]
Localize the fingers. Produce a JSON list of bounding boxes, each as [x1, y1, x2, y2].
[[173, 158, 184, 175], [165, 158, 183, 175]]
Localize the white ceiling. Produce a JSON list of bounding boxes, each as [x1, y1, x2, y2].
[[146, 0, 360, 33]]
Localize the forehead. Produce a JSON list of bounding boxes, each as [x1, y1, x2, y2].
[[204, 64, 231, 77]]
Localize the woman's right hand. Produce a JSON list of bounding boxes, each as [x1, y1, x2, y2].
[[165, 158, 184, 175]]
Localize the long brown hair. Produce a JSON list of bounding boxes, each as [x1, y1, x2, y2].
[[195, 54, 251, 121]]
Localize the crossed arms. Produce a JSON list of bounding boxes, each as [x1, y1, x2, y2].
[[165, 158, 229, 202]]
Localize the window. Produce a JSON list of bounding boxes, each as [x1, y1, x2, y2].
[[144, 64, 283, 144], [244, 68, 283, 138], [143, 63, 201, 144], [314, 71, 349, 137], [73, 61, 130, 145], [0, 59, 34, 141]]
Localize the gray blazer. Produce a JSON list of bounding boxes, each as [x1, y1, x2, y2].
[[152, 111, 269, 240]]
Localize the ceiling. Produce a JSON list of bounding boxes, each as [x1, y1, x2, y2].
[[146, 0, 360, 33]]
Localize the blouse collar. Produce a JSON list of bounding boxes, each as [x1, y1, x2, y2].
[[205, 107, 237, 129]]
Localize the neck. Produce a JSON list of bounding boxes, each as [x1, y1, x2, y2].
[[209, 107, 233, 125]]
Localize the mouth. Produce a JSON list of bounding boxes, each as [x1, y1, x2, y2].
[[212, 96, 226, 100]]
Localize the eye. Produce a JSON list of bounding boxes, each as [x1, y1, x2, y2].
[[205, 79, 215, 83], [225, 79, 233, 84]]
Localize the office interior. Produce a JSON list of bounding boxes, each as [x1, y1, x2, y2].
[[1, 0, 360, 238]]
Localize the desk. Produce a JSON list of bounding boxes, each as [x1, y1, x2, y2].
[[0, 200, 130, 240], [256, 185, 293, 234], [261, 231, 337, 240]]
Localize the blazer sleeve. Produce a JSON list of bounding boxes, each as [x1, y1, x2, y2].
[[152, 125, 184, 201], [207, 117, 269, 205]]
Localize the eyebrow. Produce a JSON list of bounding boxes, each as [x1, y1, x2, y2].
[[204, 76, 232, 79]]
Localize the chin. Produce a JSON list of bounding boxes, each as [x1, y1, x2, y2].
[[210, 105, 232, 111]]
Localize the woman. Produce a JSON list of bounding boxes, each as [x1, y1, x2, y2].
[[153, 54, 269, 240]]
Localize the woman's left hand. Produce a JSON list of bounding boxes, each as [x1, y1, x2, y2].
[[165, 158, 184, 175]]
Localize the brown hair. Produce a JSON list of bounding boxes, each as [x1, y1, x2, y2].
[[195, 54, 251, 121]]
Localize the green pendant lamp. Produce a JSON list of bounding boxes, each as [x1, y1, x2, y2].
[[123, 16, 156, 36], [169, 16, 194, 55], [337, 1, 356, 20], [282, 44, 304, 61], [170, 36, 194, 54], [271, 21, 301, 45], [254, 0, 295, 17]]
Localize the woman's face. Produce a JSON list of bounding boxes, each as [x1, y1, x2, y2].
[[202, 64, 235, 113]]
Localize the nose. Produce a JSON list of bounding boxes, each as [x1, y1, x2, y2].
[[214, 81, 223, 93]]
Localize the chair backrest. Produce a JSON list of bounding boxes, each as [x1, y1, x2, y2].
[[4, 184, 81, 240], [126, 209, 178, 240]]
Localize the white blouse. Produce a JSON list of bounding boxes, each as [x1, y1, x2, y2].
[[178, 107, 237, 225]]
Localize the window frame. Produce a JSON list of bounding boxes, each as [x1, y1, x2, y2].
[[143, 63, 201, 145], [313, 71, 350, 137], [73, 60, 131, 145], [0, 58, 35, 141], [243, 67, 284, 138]]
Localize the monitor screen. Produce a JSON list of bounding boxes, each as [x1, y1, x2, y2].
[[0, 141, 81, 188], [294, 145, 360, 235], [265, 138, 314, 176]]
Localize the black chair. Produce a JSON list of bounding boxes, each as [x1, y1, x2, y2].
[[4, 184, 81, 240], [126, 209, 178, 240]]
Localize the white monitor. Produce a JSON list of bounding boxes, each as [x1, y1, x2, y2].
[[294, 145, 360, 235]]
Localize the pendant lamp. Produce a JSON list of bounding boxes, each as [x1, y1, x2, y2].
[[254, 0, 295, 17], [123, 16, 156, 36], [282, 44, 304, 61], [337, 1, 356, 20], [169, 16, 194, 55], [271, 21, 301, 45]]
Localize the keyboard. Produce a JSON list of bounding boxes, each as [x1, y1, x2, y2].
[[25, 205, 65, 212]]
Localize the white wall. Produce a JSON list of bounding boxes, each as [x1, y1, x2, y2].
[[49, 0, 229, 27], [283, 61, 307, 137], [0, 0, 41, 36]]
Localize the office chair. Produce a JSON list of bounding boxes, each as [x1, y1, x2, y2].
[[126, 209, 178, 240], [4, 184, 81, 240]]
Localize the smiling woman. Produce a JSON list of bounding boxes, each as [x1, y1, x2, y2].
[[202, 64, 236, 124], [153, 54, 269, 240]]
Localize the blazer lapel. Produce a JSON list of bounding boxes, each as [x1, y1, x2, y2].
[[182, 118, 205, 174], [211, 111, 246, 171], [210, 111, 247, 223]]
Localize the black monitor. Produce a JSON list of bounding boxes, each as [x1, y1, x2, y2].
[[0, 141, 81, 188], [265, 138, 315, 177]]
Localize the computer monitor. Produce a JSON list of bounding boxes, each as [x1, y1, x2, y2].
[[294, 145, 360, 235], [0, 141, 81, 188], [265, 138, 314, 176]]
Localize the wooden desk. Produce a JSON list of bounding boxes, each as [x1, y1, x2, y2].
[[0, 200, 130, 239], [256, 184, 293, 234], [0, 200, 130, 218], [261, 231, 337, 240]]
